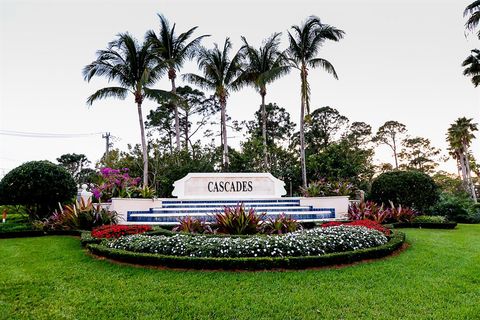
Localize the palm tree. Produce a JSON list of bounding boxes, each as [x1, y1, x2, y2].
[[183, 38, 243, 170], [447, 117, 478, 201], [465, 1, 480, 37], [237, 33, 290, 169], [462, 49, 480, 87], [286, 16, 344, 188], [146, 14, 209, 152], [83, 33, 170, 186]]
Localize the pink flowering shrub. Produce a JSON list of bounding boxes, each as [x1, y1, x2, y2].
[[92, 168, 141, 202]]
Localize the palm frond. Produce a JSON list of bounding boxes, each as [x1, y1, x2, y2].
[[144, 88, 185, 106], [466, 11, 480, 32], [464, 0, 480, 16], [257, 65, 291, 86], [182, 73, 215, 91], [309, 58, 339, 79], [86, 87, 129, 106]]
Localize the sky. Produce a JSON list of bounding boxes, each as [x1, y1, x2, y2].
[[1, 0, 479, 177]]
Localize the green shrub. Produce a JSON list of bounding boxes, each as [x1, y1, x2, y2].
[[0, 161, 77, 219], [413, 215, 447, 224], [300, 178, 353, 197], [428, 193, 480, 223], [0, 222, 36, 233], [370, 170, 438, 212]]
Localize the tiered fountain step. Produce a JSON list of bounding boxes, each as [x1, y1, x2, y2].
[[127, 198, 335, 225]]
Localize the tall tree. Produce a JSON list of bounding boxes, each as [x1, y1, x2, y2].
[[447, 117, 478, 201], [83, 33, 170, 185], [147, 86, 218, 154], [237, 33, 289, 169], [464, 1, 480, 37], [307, 139, 375, 189], [183, 38, 243, 170], [398, 137, 441, 173], [243, 103, 297, 180], [146, 14, 209, 151], [345, 121, 372, 147], [246, 103, 296, 147], [304, 106, 349, 154], [463, 2, 480, 86], [145, 101, 176, 154], [373, 121, 408, 169], [286, 16, 344, 187], [462, 49, 480, 87], [56, 153, 90, 177]]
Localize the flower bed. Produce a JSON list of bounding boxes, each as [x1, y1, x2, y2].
[[91, 225, 152, 239], [87, 231, 405, 270], [105, 226, 388, 258], [321, 220, 391, 236]]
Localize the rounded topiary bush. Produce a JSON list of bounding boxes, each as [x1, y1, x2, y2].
[[0, 161, 77, 218], [370, 170, 438, 212]]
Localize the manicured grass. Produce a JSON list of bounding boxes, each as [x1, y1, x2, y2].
[[1, 225, 479, 319]]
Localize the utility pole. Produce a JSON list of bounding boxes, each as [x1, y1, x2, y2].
[[102, 132, 111, 163]]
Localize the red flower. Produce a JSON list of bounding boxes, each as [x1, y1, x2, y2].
[[91, 225, 152, 239], [321, 219, 391, 236]]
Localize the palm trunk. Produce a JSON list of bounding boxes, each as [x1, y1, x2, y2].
[[220, 97, 229, 171], [184, 113, 189, 153], [170, 73, 181, 152], [300, 94, 307, 189], [464, 145, 477, 202], [300, 66, 308, 189], [459, 150, 470, 194], [261, 92, 268, 171], [137, 102, 148, 186]]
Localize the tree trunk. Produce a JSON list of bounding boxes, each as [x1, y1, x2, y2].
[[300, 93, 307, 189], [220, 97, 229, 171], [392, 135, 399, 169], [137, 102, 148, 186], [300, 67, 307, 189], [170, 72, 181, 152], [261, 92, 268, 171], [185, 112, 189, 153], [459, 150, 469, 193], [464, 145, 477, 202]]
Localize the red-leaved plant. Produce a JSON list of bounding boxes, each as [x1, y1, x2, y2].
[[348, 201, 390, 223], [213, 204, 265, 235], [387, 201, 417, 223], [91, 225, 152, 239], [262, 214, 301, 234], [173, 216, 212, 234]]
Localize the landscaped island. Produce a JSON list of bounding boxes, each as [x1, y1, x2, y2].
[[83, 220, 405, 269]]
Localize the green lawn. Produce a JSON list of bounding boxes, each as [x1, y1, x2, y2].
[[1, 226, 479, 320]]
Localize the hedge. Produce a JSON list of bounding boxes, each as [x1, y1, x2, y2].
[[0, 229, 82, 239], [86, 231, 406, 270], [0, 230, 45, 239], [391, 222, 457, 229]]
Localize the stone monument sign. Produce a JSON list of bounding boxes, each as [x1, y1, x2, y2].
[[172, 172, 287, 199]]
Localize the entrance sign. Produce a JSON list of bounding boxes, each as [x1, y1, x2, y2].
[[172, 173, 287, 199]]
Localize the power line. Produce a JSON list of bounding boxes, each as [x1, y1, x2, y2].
[[0, 130, 105, 138]]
